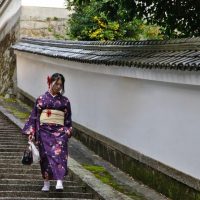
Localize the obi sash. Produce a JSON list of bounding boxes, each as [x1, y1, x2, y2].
[[40, 109, 64, 125]]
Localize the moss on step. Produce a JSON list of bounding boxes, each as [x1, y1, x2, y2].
[[82, 164, 146, 200], [5, 106, 29, 120], [4, 98, 17, 103], [0, 96, 31, 121]]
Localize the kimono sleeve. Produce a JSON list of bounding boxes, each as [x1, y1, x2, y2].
[[64, 100, 72, 137], [22, 99, 39, 137]]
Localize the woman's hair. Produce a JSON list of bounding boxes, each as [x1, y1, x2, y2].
[[48, 73, 65, 94]]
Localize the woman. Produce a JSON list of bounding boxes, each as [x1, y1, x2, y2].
[[22, 73, 72, 192]]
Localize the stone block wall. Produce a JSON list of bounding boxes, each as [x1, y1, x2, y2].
[[20, 17, 67, 39], [20, 6, 70, 39], [0, 23, 20, 94], [0, 0, 20, 95]]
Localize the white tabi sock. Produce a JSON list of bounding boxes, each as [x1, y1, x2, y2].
[[41, 180, 50, 192], [56, 180, 63, 190]]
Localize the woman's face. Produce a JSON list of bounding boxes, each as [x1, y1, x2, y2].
[[51, 78, 63, 94]]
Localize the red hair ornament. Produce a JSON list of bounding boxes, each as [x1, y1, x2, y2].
[[47, 76, 52, 89]]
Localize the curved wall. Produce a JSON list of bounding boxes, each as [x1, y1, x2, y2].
[[15, 51, 200, 180]]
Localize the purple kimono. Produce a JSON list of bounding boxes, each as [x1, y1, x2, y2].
[[22, 91, 72, 180]]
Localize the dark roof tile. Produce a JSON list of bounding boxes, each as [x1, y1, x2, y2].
[[12, 37, 200, 71]]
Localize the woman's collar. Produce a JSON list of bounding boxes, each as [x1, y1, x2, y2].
[[48, 90, 59, 97]]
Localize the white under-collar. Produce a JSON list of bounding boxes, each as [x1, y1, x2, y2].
[[48, 90, 57, 97]]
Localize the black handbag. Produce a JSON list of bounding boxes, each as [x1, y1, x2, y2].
[[21, 145, 33, 165]]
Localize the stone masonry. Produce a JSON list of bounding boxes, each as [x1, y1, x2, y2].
[[0, 23, 20, 94], [0, 1, 70, 95]]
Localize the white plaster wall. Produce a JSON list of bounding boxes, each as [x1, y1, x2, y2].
[[16, 51, 200, 179]]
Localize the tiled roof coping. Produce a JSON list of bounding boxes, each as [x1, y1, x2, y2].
[[12, 37, 200, 71]]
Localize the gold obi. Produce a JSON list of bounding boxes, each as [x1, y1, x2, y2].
[[40, 109, 64, 125]]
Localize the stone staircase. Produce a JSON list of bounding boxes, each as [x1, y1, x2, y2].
[[0, 112, 97, 200]]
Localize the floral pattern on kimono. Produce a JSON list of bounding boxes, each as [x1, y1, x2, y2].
[[22, 91, 72, 180]]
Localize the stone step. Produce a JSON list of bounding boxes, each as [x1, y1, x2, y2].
[[0, 191, 94, 199], [0, 137, 25, 142], [0, 130, 23, 133], [0, 152, 25, 156], [0, 127, 21, 131], [0, 167, 41, 174], [0, 133, 22, 136], [0, 127, 21, 130], [0, 141, 27, 145], [0, 136, 23, 139], [0, 173, 45, 179], [0, 159, 24, 163], [0, 179, 79, 186], [0, 113, 96, 199], [0, 119, 18, 123], [0, 155, 23, 159], [0, 133, 25, 140], [0, 198, 93, 200], [0, 184, 86, 193], [0, 148, 27, 152], [0, 125, 21, 128], [0, 173, 72, 180], [0, 163, 40, 169], [0, 133, 21, 136], [0, 130, 22, 133], [0, 139, 25, 142], [0, 123, 12, 125], [0, 168, 74, 180], [0, 130, 22, 135], [0, 144, 26, 148]]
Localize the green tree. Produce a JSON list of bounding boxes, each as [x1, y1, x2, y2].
[[66, 0, 200, 39], [65, 0, 163, 41], [136, 0, 200, 38]]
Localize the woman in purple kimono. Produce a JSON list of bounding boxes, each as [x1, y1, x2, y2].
[[22, 73, 72, 192]]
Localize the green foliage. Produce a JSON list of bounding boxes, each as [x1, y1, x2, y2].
[[66, 0, 200, 39], [65, 0, 163, 41], [136, 0, 200, 38], [53, 16, 58, 21], [48, 26, 53, 32], [53, 33, 66, 40]]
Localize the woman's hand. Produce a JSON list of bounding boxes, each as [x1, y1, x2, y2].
[[28, 134, 34, 141], [66, 127, 73, 137]]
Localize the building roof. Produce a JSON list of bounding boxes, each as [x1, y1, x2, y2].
[[12, 37, 200, 71]]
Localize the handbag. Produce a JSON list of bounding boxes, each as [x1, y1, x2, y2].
[[28, 141, 40, 163], [21, 144, 33, 165]]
